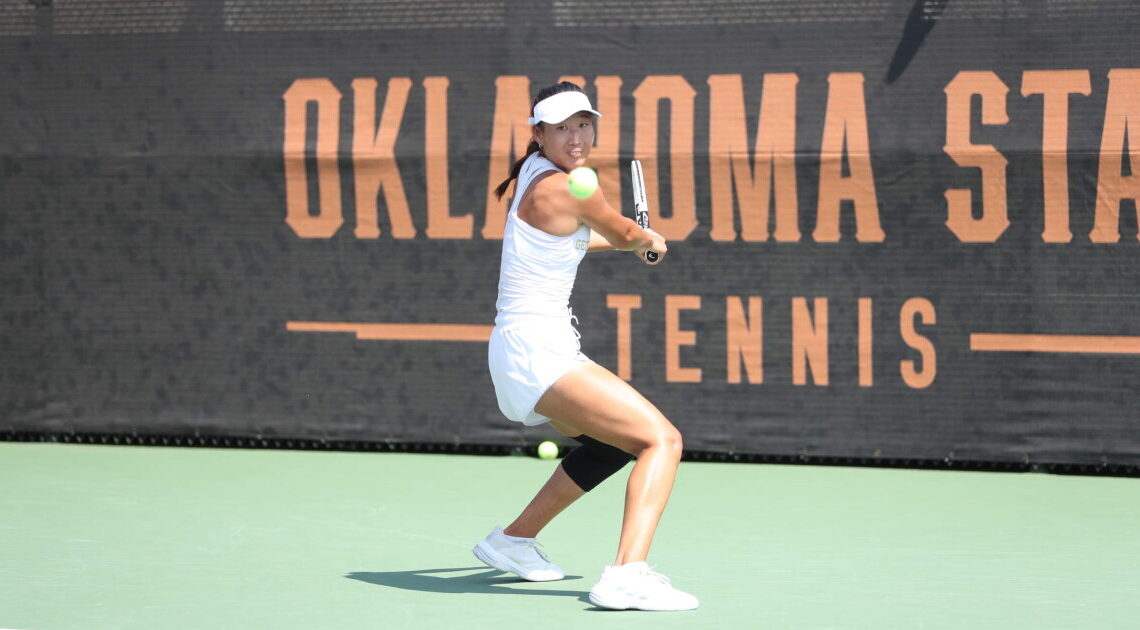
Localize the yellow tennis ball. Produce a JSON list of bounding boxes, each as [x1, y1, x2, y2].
[[567, 167, 599, 199], [537, 440, 559, 460]]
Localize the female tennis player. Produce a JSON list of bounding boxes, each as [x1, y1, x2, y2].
[[472, 82, 698, 611]]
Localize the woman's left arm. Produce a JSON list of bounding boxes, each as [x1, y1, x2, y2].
[[587, 229, 617, 252]]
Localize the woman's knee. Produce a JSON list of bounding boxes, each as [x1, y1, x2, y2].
[[629, 423, 683, 459], [662, 425, 684, 458]]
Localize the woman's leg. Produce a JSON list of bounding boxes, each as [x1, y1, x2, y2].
[[502, 464, 585, 538], [534, 362, 683, 565]]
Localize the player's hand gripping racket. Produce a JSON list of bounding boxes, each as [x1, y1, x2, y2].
[[630, 159, 659, 263]]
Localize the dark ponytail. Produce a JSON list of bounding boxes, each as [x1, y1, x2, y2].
[[494, 139, 541, 200], [493, 81, 587, 201]]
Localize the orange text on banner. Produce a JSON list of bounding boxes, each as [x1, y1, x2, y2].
[[708, 73, 800, 242], [944, 71, 1010, 242], [284, 79, 343, 238], [607, 294, 643, 381], [815, 73, 884, 242]]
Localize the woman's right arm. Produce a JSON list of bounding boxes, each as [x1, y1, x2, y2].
[[579, 193, 667, 263], [530, 172, 663, 252]]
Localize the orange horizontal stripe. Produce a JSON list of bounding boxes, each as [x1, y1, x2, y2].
[[286, 321, 492, 342], [970, 333, 1140, 354], [286, 321, 360, 334]]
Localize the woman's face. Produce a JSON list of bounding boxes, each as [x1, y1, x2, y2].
[[534, 111, 596, 172]]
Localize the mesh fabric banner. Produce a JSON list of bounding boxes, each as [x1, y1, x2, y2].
[[3, 0, 1139, 466]]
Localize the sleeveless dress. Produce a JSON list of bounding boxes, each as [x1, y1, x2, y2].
[[488, 153, 594, 425]]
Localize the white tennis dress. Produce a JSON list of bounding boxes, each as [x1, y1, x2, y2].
[[488, 153, 593, 425]]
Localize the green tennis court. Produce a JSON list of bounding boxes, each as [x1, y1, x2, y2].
[[2, 442, 1137, 629]]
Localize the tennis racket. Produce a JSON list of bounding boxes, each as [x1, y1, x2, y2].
[[630, 159, 658, 263]]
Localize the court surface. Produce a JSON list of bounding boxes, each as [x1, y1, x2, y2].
[[2, 442, 1138, 629]]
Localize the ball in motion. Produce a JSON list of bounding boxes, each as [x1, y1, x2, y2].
[[567, 167, 599, 199], [537, 440, 559, 460]]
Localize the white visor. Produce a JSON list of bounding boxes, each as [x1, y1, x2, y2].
[[528, 91, 602, 125]]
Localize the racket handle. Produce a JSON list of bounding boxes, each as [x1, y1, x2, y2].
[[646, 251, 659, 263]]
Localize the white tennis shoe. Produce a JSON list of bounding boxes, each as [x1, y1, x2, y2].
[[588, 562, 699, 611], [472, 526, 565, 581]]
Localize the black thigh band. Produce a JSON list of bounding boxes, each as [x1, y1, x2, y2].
[[560, 435, 634, 492]]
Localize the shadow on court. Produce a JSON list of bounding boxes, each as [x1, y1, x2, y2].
[[346, 567, 591, 602]]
